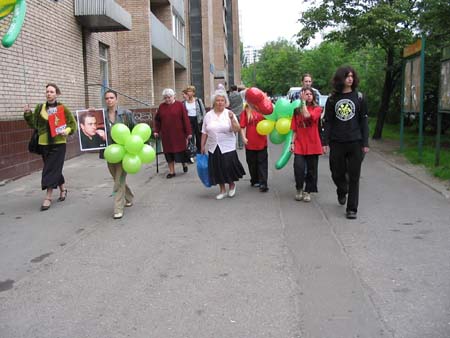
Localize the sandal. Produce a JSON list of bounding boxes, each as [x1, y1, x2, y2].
[[58, 189, 68, 202], [40, 199, 52, 211]]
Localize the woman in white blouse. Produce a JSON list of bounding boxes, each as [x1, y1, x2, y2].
[[201, 90, 246, 200]]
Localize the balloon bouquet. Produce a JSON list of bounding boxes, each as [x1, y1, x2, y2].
[[103, 123, 156, 174], [0, 0, 26, 48], [245, 88, 303, 169]]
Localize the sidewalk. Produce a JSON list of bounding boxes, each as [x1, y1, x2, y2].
[[370, 138, 450, 199], [1, 144, 449, 338]]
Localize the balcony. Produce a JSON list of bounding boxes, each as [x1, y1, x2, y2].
[[75, 0, 132, 32], [151, 13, 186, 68], [171, 0, 185, 20]]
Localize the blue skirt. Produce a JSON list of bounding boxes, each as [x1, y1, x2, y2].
[[208, 147, 245, 185]]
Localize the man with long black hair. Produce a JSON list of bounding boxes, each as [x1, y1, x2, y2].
[[322, 66, 369, 219]]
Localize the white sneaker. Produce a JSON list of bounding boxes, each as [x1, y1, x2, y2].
[[113, 212, 123, 219], [295, 189, 303, 201], [303, 192, 311, 202], [216, 192, 227, 200], [228, 185, 236, 198]]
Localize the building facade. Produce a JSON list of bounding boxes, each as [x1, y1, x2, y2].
[[188, 0, 241, 107], [243, 45, 261, 65], [0, 0, 241, 182]]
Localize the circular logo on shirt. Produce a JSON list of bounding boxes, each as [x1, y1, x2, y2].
[[335, 99, 355, 121]]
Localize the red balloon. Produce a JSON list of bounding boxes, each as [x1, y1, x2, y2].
[[258, 98, 274, 115], [245, 87, 265, 105]]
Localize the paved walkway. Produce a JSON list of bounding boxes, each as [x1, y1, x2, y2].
[[0, 141, 449, 338]]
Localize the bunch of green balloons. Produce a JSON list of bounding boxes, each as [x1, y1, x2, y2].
[[103, 123, 156, 174], [255, 97, 303, 169]]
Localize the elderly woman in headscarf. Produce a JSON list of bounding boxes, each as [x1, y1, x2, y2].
[[154, 88, 192, 178], [201, 90, 245, 200]]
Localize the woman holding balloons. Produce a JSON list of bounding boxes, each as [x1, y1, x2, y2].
[[104, 90, 136, 219], [290, 88, 323, 202], [239, 103, 269, 192], [154, 88, 192, 178], [201, 90, 245, 200]]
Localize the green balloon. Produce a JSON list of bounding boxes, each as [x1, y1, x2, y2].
[[111, 123, 130, 145], [122, 153, 142, 174], [275, 131, 293, 170], [274, 98, 292, 118], [290, 99, 303, 116], [104, 144, 125, 164], [264, 110, 278, 121], [138, 144, 156, 163], [124, 135, 144, 155], [131, 123, 152, 142], [269, 129, 287, 144]]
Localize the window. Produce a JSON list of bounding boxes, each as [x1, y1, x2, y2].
[[99, 43, 110, 99], [172, 12, 185, 45]]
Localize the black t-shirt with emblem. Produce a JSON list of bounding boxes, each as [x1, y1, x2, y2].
[[323, 91, 369, 147]]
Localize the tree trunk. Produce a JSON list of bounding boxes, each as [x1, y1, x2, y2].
[[372, 47, 395, 139]]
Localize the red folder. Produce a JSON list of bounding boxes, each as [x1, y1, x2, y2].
[[48, 106, 66, 137]]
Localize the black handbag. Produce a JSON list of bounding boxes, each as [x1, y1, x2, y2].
[[28, 129, 42, 155], [186, 139, 197, 158], [28, 105, 42, 155]]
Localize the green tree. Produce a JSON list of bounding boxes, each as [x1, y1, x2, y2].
[[296, 0, 418, 139], [242, 39, 303, 95]]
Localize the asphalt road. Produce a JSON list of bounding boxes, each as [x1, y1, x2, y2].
[[0, 145, 449, 338]]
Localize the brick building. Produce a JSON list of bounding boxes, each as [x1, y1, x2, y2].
[[0, 0, 241, 182]]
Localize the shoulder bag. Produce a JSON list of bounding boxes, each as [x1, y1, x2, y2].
[[28, 104, 42, 155]]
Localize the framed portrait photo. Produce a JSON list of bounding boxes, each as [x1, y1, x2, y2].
[[76, 108, 108, 151]]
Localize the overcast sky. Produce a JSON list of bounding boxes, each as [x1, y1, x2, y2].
[[239, 0, 304, 48]]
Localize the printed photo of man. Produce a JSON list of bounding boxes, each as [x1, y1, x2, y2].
[[77, 109, 107, 150]]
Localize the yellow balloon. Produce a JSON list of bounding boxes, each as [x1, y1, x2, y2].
[[0, 4, 14, 18], [256, 120, 275, 136], [275, 117, 291, 135], [0, 0, 17, 7]]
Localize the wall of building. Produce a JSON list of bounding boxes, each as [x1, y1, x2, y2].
[[0, 1, 86, 181], [231, 0, 241, 86], [84, 31, 120, 108], [201, 0, 216, 107], [0, 1, 85, 118], [116, 0, 154, 107]]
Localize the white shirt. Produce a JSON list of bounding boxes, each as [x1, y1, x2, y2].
[[185, 101, 197, 117], [202, 108, 237, 154]]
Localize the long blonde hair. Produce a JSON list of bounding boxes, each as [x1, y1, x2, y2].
[[244, 103, 255, 123]]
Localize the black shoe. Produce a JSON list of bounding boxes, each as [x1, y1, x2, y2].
[[183, 165, 188, 173], [346, 210, 357, 219], [338, 195, 347, 205], [166, 173, 176, 179], [259, 185, 269, 192]]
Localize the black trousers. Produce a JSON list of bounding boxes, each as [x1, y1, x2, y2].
[[188, 116, 201, 154], [245, 147, 268, 187], [294, 154, 319, 192], [329, 141, 363, 212]]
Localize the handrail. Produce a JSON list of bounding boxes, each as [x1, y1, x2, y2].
[[86, 83, 152, 107]]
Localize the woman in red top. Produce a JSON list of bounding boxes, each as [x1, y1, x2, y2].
[[240, 103, 269, 192], [290, 88, 323, 202], [154, 88, 192, 178]]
